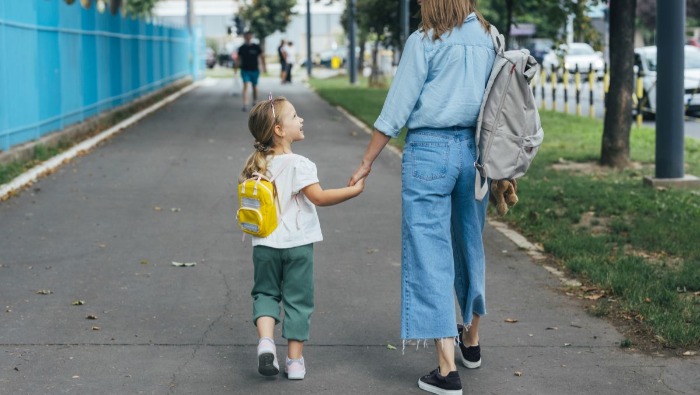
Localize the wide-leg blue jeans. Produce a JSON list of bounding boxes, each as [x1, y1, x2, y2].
[[401, 127, 488, 340]]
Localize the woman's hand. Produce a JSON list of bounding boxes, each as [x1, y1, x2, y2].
[[348, 162, 371, 186], [348, 129, 391, 186]]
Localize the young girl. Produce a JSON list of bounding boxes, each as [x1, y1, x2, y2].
[[240, 95, 365, 380]]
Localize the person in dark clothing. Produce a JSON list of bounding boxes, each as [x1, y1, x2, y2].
[[237, 31, 267, 111], [278, 40, 288, 84]]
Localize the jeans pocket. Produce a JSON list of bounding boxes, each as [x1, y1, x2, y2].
[[409, 141, 449, 181]]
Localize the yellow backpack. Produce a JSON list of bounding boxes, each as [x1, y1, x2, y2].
[[236, 160, 292, 238]]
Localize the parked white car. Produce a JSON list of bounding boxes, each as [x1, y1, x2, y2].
[[542, 42, 605, 79], [634, 45, 700, 117]]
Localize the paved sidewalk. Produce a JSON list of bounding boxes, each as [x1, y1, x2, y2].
[[1, 77, 698, 395]]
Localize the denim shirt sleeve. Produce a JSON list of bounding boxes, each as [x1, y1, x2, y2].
[[373, 32, 428, 138]]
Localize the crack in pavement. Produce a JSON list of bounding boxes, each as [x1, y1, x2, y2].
[[167, 264, 233, 394]]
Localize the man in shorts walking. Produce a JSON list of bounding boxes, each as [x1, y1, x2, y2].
[[237, 31, 266, 111]]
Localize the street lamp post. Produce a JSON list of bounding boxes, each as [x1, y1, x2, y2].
[[348, 0, 357, 84], [655, 0, 685, 178], [306, 0, 312, 77]]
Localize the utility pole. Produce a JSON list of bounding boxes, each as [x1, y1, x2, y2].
[[646, 0, 700, 188], [186, 0, 194, 33], [306, 0, 312, 77], [348, 0, 357, 84], [401, 0, 410, 48], [655, 1, 684, 178]]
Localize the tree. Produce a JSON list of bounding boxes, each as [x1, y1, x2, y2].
[[239, 0, 297, 51], [480, 0, 601, 49], [600, 0, 636, 168], [65, 0, 162, 18], [342, 0, 420, 85]]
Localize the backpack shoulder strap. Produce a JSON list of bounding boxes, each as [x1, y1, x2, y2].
[[488, 25, 505, 55]]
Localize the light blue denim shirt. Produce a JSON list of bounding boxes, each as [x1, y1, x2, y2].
[[374, 13, 495, 138]]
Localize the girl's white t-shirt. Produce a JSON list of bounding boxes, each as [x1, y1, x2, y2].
[[252, 153, 323, 249]]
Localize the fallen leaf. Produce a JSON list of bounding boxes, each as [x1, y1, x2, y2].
[[366, 248, 379, 254], [72, 375, 80, 378], [584, 293, 604, 300], [546, 327, 558, 330], [170, 208, 181, 212], [36, 289, 52, 295], [644, 297, 652, 303], [172, 261, 196, 267], [91, 326, 100, 331], [514, 371, 523, 377], [72, 300, 85, 306], [387, 344, 396, 350], [140, 260, 149, 265], [154, 206, 162, 211], [98, 244, 107, 248], [86, 315, 97, 320], [564, 343, 572, 346], [682, 351, 697, 356], [504, 318, 518, 323]]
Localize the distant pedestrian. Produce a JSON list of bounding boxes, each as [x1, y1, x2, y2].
[[240, 95, 365, 380], [237, 31, 266, 111], [231, 49, 241, 96], [348, 0, 495, 394], [284, 41, 296, 84], [278, 39, 288, 83]]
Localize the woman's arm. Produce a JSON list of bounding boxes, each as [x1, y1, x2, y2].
[[348, 129, 390, 186], [302, 177, 365, 207]]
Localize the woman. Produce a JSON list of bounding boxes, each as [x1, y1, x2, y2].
[[348, 1, 494, 394]]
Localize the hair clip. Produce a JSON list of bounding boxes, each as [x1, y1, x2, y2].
[[268, 92, 276, 119]]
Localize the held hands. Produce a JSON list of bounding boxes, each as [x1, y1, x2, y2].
[[348, 161, 371, 187]]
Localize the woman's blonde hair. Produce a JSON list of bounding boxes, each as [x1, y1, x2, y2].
[[239, 96, 287, 182], [420, 0, 489, 41]]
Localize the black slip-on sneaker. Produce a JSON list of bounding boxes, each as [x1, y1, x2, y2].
[[418, 368, 462, 395]]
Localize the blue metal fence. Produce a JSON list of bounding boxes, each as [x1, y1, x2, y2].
[[0, 1, 195, 152]]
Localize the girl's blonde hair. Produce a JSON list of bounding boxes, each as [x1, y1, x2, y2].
[[420, 0, 489, 41], [239, 96, 287, 182]]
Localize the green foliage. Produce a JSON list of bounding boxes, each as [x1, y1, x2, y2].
[[240, 0, 297, 48], [480, 0, 602, 47], [123, 0, 161, 17]]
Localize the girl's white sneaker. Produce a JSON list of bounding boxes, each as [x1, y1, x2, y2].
[[257, 337, 279, 376], [285, 356, 306, 380]]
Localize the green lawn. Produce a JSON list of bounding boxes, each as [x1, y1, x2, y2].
[[310, 76, 700, 350]]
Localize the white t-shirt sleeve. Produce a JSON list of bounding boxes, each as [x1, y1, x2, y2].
[[292, 157, 319, 194]]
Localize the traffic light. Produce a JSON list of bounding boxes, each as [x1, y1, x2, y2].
[[234, 15, 245, 36]]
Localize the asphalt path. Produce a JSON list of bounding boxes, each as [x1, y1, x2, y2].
[[1, 77, 698, 394]]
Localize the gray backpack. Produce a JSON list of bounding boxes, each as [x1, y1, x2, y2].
[[474, 26, 544, 201]]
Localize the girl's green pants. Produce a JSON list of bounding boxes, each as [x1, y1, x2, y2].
[[251, 243, 314, 341]]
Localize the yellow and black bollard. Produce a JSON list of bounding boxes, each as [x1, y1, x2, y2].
[[563, 68, 569, 114], [551, 64, 557, 111], [575, 65, 582, 116], [588, 65, 595, 118], [540, 67, 547, 110], [636, 67, 644, 127], [603, 63, 610, 116]]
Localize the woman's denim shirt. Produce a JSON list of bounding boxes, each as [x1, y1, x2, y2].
[[374, 13, 495, 138]]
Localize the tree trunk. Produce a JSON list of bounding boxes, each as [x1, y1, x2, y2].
[[110, 0, 121, 15], [504, 0, 513, 49], [369, 40, 386, 87], [600, 0, 636, 168], [358, 37, 366, 73]]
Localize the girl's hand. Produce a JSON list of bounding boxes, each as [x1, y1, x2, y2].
[[352, 176, 366, 194]]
